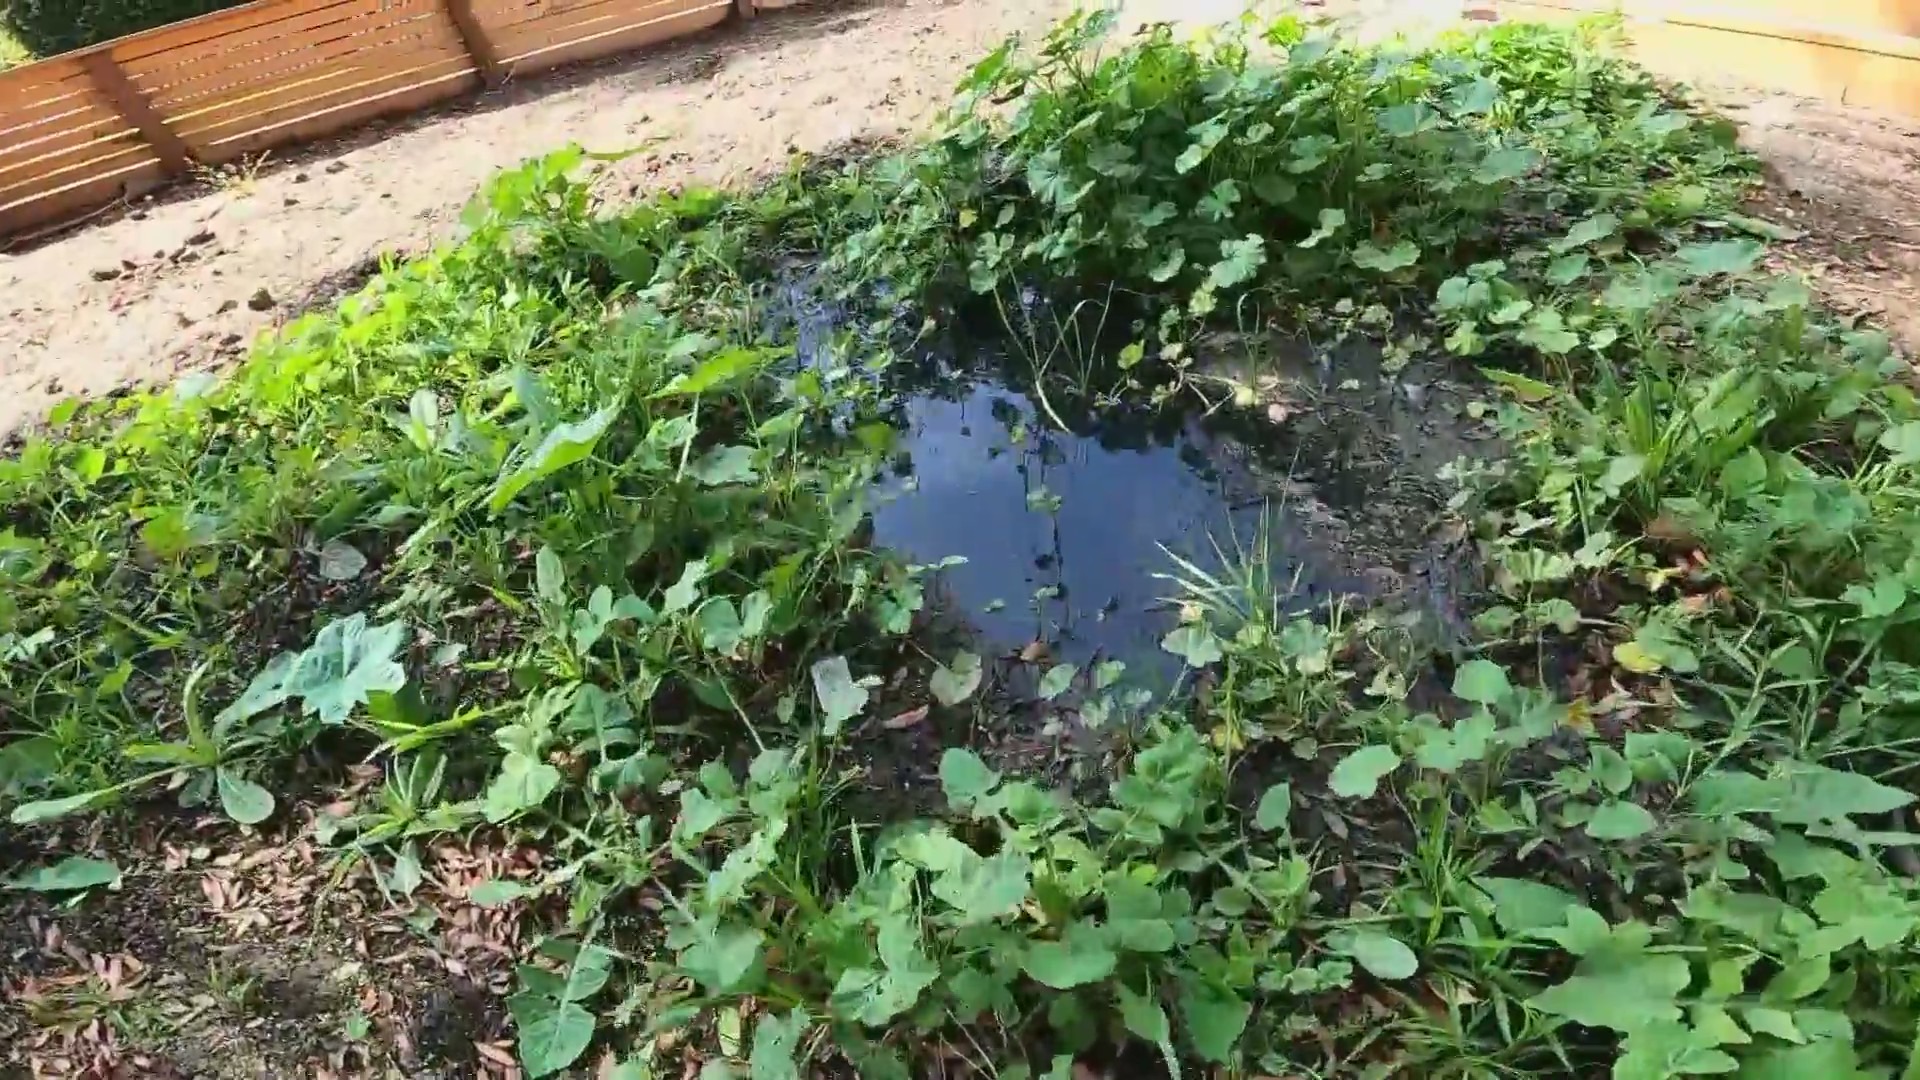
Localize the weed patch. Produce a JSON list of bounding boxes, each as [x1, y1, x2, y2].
[[4, 10, 1920, 1080]]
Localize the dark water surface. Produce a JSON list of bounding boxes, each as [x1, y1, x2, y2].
[[869, 376, 1359, 681]]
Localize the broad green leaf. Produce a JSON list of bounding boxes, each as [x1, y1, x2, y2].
[[653, 346, 766, 397], [1379, 101, 1439, 136], [317, 538, 368, 581], [490, 404, 621, 511], [1253, 783, 1292, 831], [1329, 745, 1400, 799], [1550, 212, 1619, 253], [1475, 877, 1583, 934], [1451, 659, 1511, 704], [1473, 146, 1540, 184], [1531, 952, 1691, 1031], [1037, 663, 1076, 701], [696, 598, 744, 656], [1206, 235, 1266, 290], [511, 994, 594, 1078], [483, 754, 562, 823], [5, 856, 120, 893], [1297, 208, 1346, 248], [939, 749, 1000, 809], [471, 879, 536, 906], [1586, 800, 1658, 840], [931, 848, 1032, 924], [1148, 247, 1187, 283], [1161, 625, 1223, 667], [1676, 238, 1764, 277], [691, 445, 758, 486], [750, 1010, 809, 1080], [1878, 421, 1920, 465], [1327, 928, 1417, 979], [663, 559, 709, 615], [216, 768, 275, 825], [1351, 240, 1420, 273], [929, 651, 983, 706], [9, 789, 111, 825], [287, 613, 409, 725], [1179, 982, 1251, 1063], [1023, 922, 1115, 988], [810, 656, 867, 736], [1116, 982, 1171, 1045], [680, 923, 765, 994]]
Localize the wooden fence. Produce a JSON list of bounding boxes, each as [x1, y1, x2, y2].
[[0, 0, 751, 237], [1497, 0, 1920, 115]]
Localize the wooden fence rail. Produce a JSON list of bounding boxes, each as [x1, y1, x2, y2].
[[0, 0, 751, 237]]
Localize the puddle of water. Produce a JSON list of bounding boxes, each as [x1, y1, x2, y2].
[[870, 376, 1361, 683], [761, 274, 1492, 685]]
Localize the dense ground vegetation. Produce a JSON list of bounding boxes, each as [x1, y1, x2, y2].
[[6, 11, 1920, 1078]]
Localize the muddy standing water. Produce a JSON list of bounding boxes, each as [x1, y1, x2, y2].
[[863, 338, 1493, 689]]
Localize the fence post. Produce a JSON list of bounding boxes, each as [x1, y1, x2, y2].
[[443, 0, 505, 86], [80, 52, 193, 177]]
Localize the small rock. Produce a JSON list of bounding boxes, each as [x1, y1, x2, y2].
[[283, 197, 299, 207], [216, 299, 238, 315], [90, 266, 121, 281], [324, 160, 348, 174], [293, 171, 310, 183], [219, 333, 243, 347], [185, 229, 215, 246], [130, 210, 148, 221], [246, 288, 275, 311], [121, 259, 137, 272]]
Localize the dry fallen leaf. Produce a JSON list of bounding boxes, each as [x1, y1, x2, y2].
[[883, 705, 929, 730]]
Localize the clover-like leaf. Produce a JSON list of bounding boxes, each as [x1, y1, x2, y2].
[[810, 656, 867, 736], [930, 651, 983, 706]]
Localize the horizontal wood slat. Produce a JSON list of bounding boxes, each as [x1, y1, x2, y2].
[[110, 0, 386, 63], [0, 142, 159, 206], [0, 82, 111, 145], [193, 66, 477, 161], [487, 0, 716, 44], [176, 50, 471, 141], [0, 0, 746, 239], [0, 157, 169, 237], [0, 56, 89, 103], [0, 111, 134, 177], [126, 0, 448, 99], [158, 14, 466, 120], [496, 1, 726, 68]]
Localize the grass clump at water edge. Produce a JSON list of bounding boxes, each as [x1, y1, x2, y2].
[[5, 10, 1920, 1079]]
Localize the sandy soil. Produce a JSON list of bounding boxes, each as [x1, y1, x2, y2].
[[0, 0, 1081, 440]]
